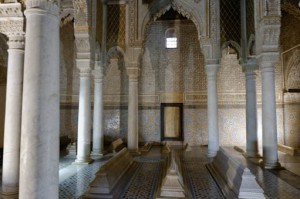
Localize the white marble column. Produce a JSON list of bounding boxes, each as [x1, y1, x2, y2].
[[91, 0, 107, 156], [206, 64, 220, 157], [127, 67, 139, 153], [1, 34, 24, 197], [260, 62, 281, 169], [243, 60, 260, 157], [91, 63, 104, 156], [74, 60, 93, 164], [19, 1, 60, 198]]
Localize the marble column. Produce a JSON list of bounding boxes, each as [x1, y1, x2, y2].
[[91, 63, 104, 156], [74, 60, 93, 164], [260, 62, 281, 169], [243, 60, 260, 157], [2, 34, 24, 197], [205, 64, 220, 157], [19, 1, 60, 198], [127, 67, 139, 153], [91, 0, 107, 156]]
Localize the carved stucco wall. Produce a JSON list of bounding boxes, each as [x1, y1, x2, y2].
[[281, 9, 300, 148], [101, 19, 284, 146], [58, 4, 286, 148]]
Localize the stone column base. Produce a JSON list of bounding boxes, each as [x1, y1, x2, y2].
[[91, 151, 104, 157], [73, 158, 94, 165], [207, 150, 217, 158], [259, 160, 282, 170], [1, 191, 18, 199]]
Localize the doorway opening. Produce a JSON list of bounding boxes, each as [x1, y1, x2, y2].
[[161, 103, 183, 141]]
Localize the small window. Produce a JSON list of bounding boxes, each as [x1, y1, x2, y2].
[[166, 37, 177, 48], [165, 28, 177, 49]]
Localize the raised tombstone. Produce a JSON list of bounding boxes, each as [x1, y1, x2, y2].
[[83, 148, 136, 198], [140, 142, 152, 153], [207, 147, 266, 199], [157, 150, 186, 199], [109, 138, 125, 153], [184, 143, 192, 152], [238, 168, 265, 199], [66, 142, 77, 158], [162, 143, 171, 154]]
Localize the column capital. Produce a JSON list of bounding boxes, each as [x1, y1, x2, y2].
[[92, 68, 104, 81], [257, 52, 279, 73], [126, 67, 140, 81], [7, 33, 25, 50], [76, 59, 92, 77], [25, 0, 60, 16], [205, 64, 220, 77], [242, 58, 258, 74]]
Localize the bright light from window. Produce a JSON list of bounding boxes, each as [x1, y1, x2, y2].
[[166, 37, 177, 49]]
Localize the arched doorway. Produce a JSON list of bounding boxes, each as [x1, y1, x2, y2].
[[139, 8, 207, 145]]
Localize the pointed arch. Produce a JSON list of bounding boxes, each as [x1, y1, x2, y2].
[[105, 46, 126, 75], [222, 40, 242, 57]]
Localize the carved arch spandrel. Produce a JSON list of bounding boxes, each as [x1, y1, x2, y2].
[[138, 0, 219, 67], [141, 0, 203, 44]]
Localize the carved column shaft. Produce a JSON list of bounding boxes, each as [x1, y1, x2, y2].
[[205, 64, 220, 157], [2, 34, 24, 196], [127, 66, 139, 152], [75, 61, 93, 164], [243, 60, 260, 157], [19, 2, 60, 198], [92, 62, 104, 156]]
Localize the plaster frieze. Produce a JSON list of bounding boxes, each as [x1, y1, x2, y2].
[[261, 18, 281, 52], [265, 0, 281, 16], [0, 2, 23, 17], [0, 19, 23, 35], [0, 2, 24, 35], [284, 92, 300, 104], [73, 0, 88, 28], [75, 35, 91, 53]]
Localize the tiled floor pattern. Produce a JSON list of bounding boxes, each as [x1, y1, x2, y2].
[[59, 157, 110, 199], [58, 146, 300, 199], [179, 149, 225, 199], [247, 160, 300, 199], [120, 162, 164, 198]]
